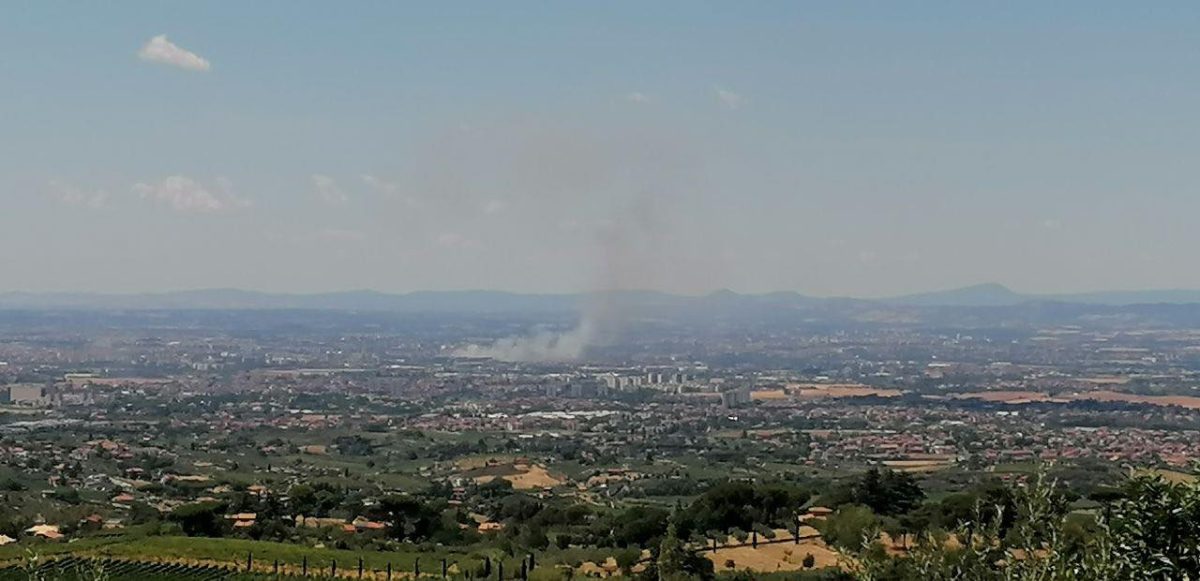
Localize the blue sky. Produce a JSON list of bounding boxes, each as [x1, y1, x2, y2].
[[3, 2, 1200, 296]]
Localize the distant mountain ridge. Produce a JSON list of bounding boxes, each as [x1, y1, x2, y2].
[[885, 283, 1024, 307], [886, 284, 1200, 307], [1, 284, 1199, 311], [0, 289, 581, 312]]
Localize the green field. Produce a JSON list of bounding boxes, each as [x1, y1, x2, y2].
[[0, 535, 476, 575], [0, 533, 620, 580]]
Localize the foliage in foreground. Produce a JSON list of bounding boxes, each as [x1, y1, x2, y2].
[[10, 469, 1200, 581], [849, 470, 1200, 581]]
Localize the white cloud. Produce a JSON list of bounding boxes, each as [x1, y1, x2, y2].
[[625, 92, 651, 104], [361, 174, 421, 208], [137, 35, 211, 72], [435, 232, 476, 249], [46, 179, 108, 208], [133, 175, 248, 213], [361, 174, 399, 196], [481, 199, 507, 215], [714, 87, 745, 109], [1043, 218, 1063, 230], [312, 174, 349, 206]]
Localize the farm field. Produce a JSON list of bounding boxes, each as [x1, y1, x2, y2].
[[881, 457, 957, 473], [1135, 468, 1198, 484], [704, 539, 842, 573], [462, 463, 566, 490], [0, 535, 638, 580], [948, 389, 1200, 410], [0, 535, 478, 577], [1073, 390, 1200, 410]]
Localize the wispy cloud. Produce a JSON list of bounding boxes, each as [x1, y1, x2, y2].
[[46, 179, 108, 208], [625, 91, 652, 104], [360, 174, 399, 196], [311, 174, 349, 206], [714, 86, 745, 109], [137, 35, 211, 72], [133, 176, 247, 213], [481, 199, 507, 215], [361, 174, 419, 207]]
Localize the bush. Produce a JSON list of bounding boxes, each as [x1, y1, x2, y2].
[[848, 469, 1200, 581], [168, 501, 227, 537]]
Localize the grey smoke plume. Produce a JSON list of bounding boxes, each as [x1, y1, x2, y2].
[[431, 121, 702, 363], [455, 195, 666, 363], [452, 317, 596, 362]]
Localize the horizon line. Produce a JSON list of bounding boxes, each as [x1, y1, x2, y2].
[[2, 282, 1200, 301]]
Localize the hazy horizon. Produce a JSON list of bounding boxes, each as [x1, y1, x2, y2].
[[5, 2, 1200, 297], [5, 281, 1200, 302]]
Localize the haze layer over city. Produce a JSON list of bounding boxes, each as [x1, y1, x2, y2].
[[3, 3, 1200, 581]]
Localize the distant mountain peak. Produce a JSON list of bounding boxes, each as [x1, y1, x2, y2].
[[887, 282, 1024, 307], [707, 289, 741, 299], [960, 282, 1015, 293]]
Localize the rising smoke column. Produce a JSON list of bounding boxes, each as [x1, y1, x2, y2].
[[421, 120, 708, 363], [454, 195, 663, 363]]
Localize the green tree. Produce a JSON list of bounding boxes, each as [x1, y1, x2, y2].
[[819, 505, 878, 551], [657, 523, 690, 581], [675, 481, 809, 538], [128, 502, 161, 525], [169, 501, 226, 537], [850, 468, 925, 516], [615, 547, 641, 574], [369, 495, 444, 541]]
